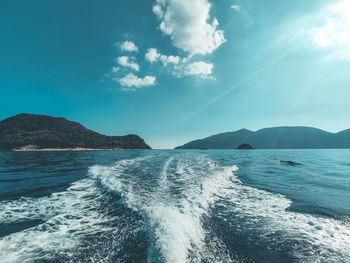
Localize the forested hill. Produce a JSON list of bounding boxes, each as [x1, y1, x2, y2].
[[176, 127, 350, 149], [0, 113, 151, 150]]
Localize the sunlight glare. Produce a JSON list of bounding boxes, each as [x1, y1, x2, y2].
[[311, 0, 350, 59]]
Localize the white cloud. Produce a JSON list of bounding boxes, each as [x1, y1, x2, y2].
[[117, 74, 156, 90], [144, 49, 213, 77], [230, 5, 240, 11], [145, 48, 180, 66], [185, 61, 213, 76], [106, 0, 224, 87], [117, 56, 140, 71], [120, 41, 139, 52], [145, 48, 160, 63], [112, 66, 120, 73], [153, 0, 226, 56], [153, 4, 163, 18], [160, 54, 180, 66]]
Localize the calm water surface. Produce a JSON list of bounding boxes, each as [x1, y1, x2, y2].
[[0, 150, 349, 262]]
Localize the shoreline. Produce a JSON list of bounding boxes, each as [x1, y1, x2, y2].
[[13, 147, 123, 152]]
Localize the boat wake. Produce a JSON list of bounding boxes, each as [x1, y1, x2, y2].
[[90, 154, 238, 262], [0, 153, 349, 262]]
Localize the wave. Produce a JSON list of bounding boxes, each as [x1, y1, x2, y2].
[[90, 154, 239, 262], [89, 153, 350, 262], [1, 153, 349, 262], [0, 178, 117, 262], [209, 168, 350, 262]]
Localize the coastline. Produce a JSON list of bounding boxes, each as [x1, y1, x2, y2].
[[13, 147, 123, 152]]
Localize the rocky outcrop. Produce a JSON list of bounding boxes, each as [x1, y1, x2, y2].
[[237, 143, 254, 149]]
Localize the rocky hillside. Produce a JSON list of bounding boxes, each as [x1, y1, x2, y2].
[[0, 113, 151, 150], [176, 127, 350, 149]]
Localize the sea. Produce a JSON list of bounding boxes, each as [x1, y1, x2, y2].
[[0, 149, 349, 263]]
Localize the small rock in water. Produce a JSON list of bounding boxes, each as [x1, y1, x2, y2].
[[279, 160, 301, 166]]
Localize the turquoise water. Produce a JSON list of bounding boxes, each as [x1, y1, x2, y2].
[[0, 150, 349, 262]]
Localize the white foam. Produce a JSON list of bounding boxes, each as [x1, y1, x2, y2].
[[160, 156, 174, 186], [90, 153, 350, 263], [215, 169, 350, 262], [3, 153, 349, 262], [0, 179, 112, 263], [0, 156, 156, 263], [153, 157, 238, 263], [90, 154, 239, 263]]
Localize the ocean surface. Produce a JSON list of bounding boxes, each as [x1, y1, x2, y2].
[[0, 149, 350, 263]]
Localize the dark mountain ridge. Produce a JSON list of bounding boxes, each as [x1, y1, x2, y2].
[[176, 126, 350, 149], [0, 113, 151, 150]]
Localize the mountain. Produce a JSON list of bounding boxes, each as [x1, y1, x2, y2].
[[0, 113, 151, 150], [175, 126, 350, 149]]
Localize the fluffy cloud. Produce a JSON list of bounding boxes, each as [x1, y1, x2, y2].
[[145, 48, 180, 66], [145, 48, 160, 63], [145, 48, 213, 77], [152, 0, 226, 55], [185, 61, 213, 76], [120, 41, 139, 52], [106, 0, 225, 90], [231, 5, 240, 11], [118, 74, 156, 90], [153, 4, 163, 18], [117, 56, 140, 71], [160, 54, 180, 65]]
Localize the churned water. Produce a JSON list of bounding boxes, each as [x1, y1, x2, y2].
[[0, 150, 349, 262]]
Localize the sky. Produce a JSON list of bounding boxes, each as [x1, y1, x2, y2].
[[1, 0, 350, 149]]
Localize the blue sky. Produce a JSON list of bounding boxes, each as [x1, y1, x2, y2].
[[1, 0, 350, 148]]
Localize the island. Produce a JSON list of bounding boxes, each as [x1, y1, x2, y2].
[[0, 113, 151, 151], [175, 127, 350, 149], [237, 143, 254, 149]]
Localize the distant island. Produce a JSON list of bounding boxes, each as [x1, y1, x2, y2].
[[0, 113, 151, 151], [176, 127, 350, 149], [237, 143, 254, 149]]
